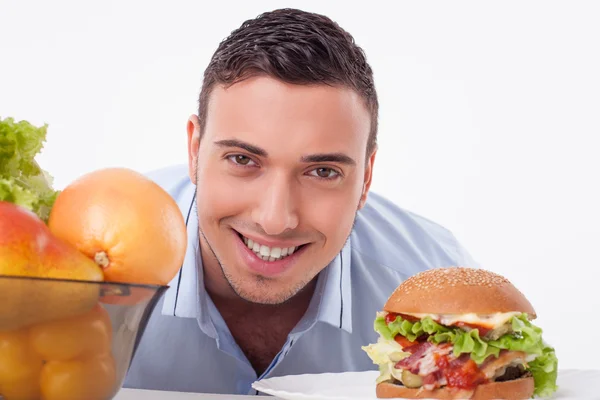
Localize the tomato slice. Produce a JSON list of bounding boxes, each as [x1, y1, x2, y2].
[[394, 335, 416, 348]]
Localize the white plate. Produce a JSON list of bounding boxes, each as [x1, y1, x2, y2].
[[252, 369, 600, 400]]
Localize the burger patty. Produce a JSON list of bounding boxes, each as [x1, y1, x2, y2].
[[495, 365, 529, 382]]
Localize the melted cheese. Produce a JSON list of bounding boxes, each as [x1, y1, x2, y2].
[[400, 311, 522, 329]]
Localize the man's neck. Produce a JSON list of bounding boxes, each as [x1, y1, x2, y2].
[[199, 245, 318, 375]]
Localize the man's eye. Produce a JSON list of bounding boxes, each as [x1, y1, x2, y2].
[[228, 154, 255, 166], [310, 167, 339, 179]]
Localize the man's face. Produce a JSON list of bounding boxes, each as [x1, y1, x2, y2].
[[187, 76, 376, 305]]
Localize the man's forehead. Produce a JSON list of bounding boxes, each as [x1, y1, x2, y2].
[[204, 76, 371, 149]]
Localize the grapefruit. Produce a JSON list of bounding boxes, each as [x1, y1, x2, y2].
[[47, 168, 187, 286]]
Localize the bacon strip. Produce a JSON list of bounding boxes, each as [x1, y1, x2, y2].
[[395, 342, 433, 372], [393, 338, 528, 394]]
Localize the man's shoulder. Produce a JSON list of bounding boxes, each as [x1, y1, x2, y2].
[[143, 163, 191, 194], [142, 163, 195, 218], [351, 192, 478, 275]]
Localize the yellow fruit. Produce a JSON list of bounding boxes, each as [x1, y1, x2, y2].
[[0, 329, 43, 400], [0, 375, 41, 400], [48, 168, 187, 286], [40, 353, 117, 400], [29, 303, 112, 361], [0, 201, 102, 331]]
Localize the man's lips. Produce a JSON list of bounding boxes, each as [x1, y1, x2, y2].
[[233, 229, 310, 276], [233, 229, 309, 262]]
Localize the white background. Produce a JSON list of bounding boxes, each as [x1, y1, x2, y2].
[[1, 0, 599, 371]]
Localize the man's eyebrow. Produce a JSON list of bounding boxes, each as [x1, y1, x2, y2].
[[213, 139, 268, 157], [301, 153, 356, 166], [214, 140, 355, 165]]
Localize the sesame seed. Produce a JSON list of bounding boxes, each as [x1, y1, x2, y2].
[[396, 266, 511, 292]]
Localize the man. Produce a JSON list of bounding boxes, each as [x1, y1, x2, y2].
[[124, 8, 478, 395]]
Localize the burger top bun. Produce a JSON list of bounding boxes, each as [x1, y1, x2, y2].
[[383, 267, 536, 319]]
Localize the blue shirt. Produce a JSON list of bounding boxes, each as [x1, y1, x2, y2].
[[123, 164, 479, 395]]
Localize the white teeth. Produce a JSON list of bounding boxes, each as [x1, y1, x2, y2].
[[242, 234, 299, 262], [259, 245, 270, 257], [271, 247, 282, 258]]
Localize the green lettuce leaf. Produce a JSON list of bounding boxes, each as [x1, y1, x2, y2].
[[375, 314, 450, 342], [450, 328, 501, 362], [0, 117, 59, 222], [373, 313, 558, 398], [528, 346, 559, 397]]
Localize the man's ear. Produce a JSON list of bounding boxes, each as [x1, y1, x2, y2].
[[187, 115, 201, 184], [358, 147, 377, 210]]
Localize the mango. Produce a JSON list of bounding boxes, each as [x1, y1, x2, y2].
[[0, 201, 104, 331]]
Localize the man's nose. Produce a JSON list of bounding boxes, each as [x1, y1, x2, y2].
[[251, 174, 299, 235]]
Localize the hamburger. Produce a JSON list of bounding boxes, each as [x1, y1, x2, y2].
[[362, 267, 558, 399]]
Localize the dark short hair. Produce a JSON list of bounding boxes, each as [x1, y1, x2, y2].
[[197, 8, 379, 156]]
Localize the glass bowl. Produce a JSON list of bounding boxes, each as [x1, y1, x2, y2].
[[0, 274, 168, 400]]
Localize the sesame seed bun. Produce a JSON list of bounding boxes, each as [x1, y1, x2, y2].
[[376, 376, 534, 399], [384, 267, 536, 319]]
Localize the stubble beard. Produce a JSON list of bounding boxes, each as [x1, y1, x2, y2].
[[197, 226, 319, 305]]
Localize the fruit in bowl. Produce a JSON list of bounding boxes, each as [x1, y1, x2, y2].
[[0, 301, 117, 400], [0, 277, 167, 400], [0, 202, 103, 330], [0, 117, 188, 399], [47, 167, 188, 287]]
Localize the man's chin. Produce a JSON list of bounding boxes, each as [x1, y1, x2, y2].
[[230, 281, 299, 305], [224, 272, 315, 306]]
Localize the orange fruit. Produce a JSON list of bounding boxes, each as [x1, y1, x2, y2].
[[47, 167, 187, 286], [29, 303, 112, 361], [40, 353, 117, 400]]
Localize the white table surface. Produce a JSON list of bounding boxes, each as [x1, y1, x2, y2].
[[114, 388, 268, 399], [113, 369, 600, 399]]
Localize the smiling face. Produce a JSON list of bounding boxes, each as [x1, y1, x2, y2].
[[187, 76, 376, 305]]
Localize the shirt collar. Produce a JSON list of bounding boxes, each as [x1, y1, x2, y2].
[[161, 190, 353, 336], [313, 238, 353, 333]]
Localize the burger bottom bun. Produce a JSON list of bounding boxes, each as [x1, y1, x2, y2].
[[376, 376, 534, 399]]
